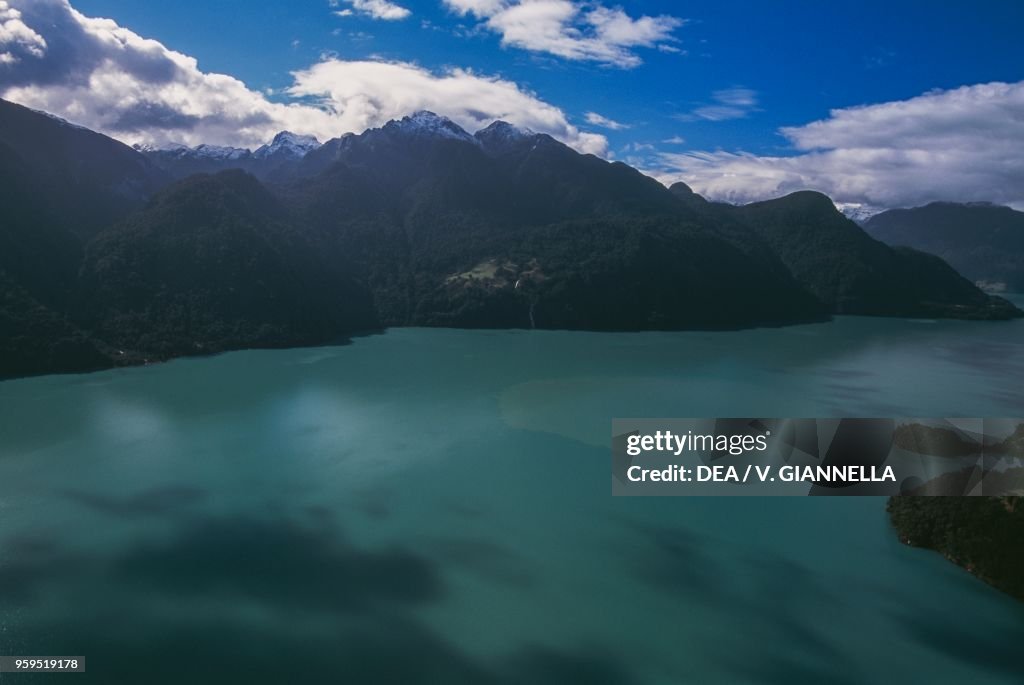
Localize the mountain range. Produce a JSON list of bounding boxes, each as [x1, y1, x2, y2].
[[140, 131, 321, 182], [865, 202, 1024, 292], [0, 97, 1019, 380]]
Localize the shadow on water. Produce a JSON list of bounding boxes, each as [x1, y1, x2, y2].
[[2, 315, 1024, 683], [622, 520, 861, 679], [3, 314, 1019, 457], [889, 609, 1024, 679], [0, 510, 642, 685], [426, 536, 535, 588], [614, 514, 1024, 684], [61, 485, 206, 517], [113, 515, 442, 612]]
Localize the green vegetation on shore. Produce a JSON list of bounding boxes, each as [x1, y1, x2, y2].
[[887, 496, 1024, 601]]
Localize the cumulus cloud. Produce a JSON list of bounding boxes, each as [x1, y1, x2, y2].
[[442, 0, 683, 68], [583, 110, 627, 130], [341, 0, 411, 21], [0, 0, 605, 154], [0, 0, 338, 146], [677, 87, 758, 122], [0, 1, 46, 62], [656, 81, 1024, 210], [445, 0, 507, 15]]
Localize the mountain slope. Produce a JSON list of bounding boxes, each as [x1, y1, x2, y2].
[[142, 131, 321, 182], [864, 202, 1024, 292], [0, 141, 82, 309], [0, 105, 1020, 380], [0, 98, 168, 239], [284, 112, 827, 329], [702, 191, 1017, 319], [0, 272, 110, 380], [78, 171, 378, 358], [888, 496, 1024, 601], [0, 120, 118, 378]]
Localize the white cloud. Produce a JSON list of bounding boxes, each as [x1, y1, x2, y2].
[[445, 0, 507, 15], [0, 1, 46, 62], [0, 0, 605, 155], [343, 0, 411, 21], [678, 86, 758, 122], [584, 110, 627, 130], [442, 0, 683, 68], [0, 0, 337, 147], [656, 81, 1024, 210], [662, 135, 685, 144]]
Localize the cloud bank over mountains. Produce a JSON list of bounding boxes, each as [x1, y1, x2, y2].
[[659, 81, 1024, 210], [2, 1, 1022, 210], [0, 0, 606, 153], [289, 59, 607, 154]]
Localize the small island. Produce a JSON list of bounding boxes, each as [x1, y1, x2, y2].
[[888, 496, 1024, 601]]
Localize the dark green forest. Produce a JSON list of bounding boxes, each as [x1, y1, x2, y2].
[[866, 202, 1024, 292], [888, 496, 1024, 601], [1, 100, 1020, 382], [2, 98, 1022, 605]]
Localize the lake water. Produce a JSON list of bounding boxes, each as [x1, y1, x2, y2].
[[2, 306, 1024, 684]]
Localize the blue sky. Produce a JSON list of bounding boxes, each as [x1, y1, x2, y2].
[[3, 1, 1024, 208], [68, 0, 1024, 155]]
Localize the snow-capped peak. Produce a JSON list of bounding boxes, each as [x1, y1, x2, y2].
[[835, 202, 885, 224], [253, 131, 321, 159], [192, 143, 251, 160], [30, 107, 92, 133], [476, 120, 535, 140], [137, 141, 251, 159], [474, 120, 538, 154], [386, 111, 476, 143], [133, 142, 186, 153]]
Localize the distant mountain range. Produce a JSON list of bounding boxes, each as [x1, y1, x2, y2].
[[139, 131, 321, 182], [865, 202, 1024, 292], [0, 98, 1019, 379]]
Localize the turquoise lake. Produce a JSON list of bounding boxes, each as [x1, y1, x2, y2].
[[2, 307, 1024, 684]]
